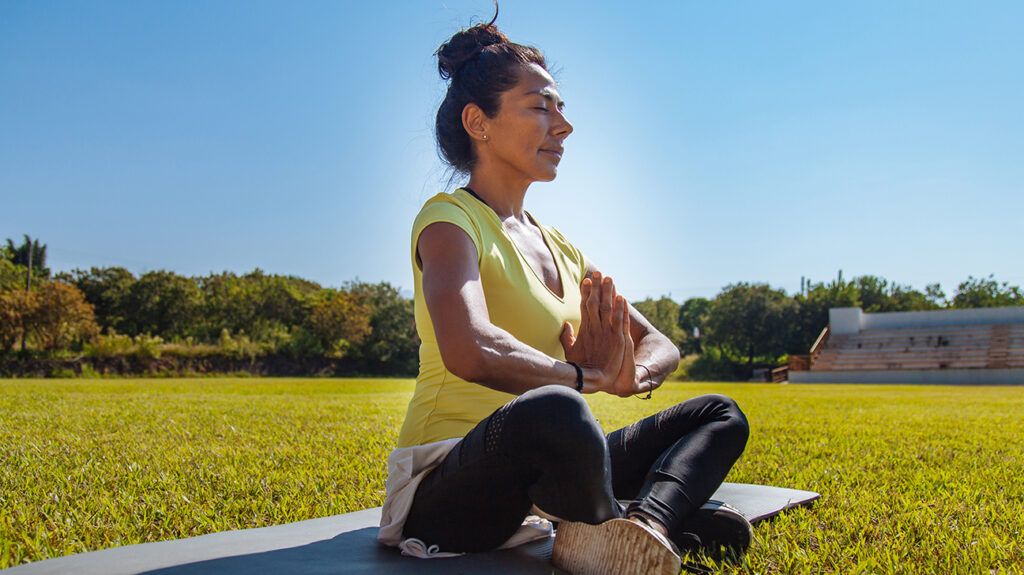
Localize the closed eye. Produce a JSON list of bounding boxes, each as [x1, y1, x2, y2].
[[534, 107, 549, 112]]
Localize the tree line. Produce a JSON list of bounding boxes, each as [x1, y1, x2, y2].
[[2, 235, 1021, 379], [633, 271, 1023, 380], [1, 236, 417, 376]]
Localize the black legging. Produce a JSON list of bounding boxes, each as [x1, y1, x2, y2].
[[402, 385, 750, 552]]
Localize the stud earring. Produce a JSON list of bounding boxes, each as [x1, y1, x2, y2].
[[482, 134, 489, 141]]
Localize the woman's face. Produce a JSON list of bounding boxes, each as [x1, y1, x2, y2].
[[477, 63, 573, 182]]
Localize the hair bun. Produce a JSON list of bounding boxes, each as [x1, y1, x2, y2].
[[436, 21, 509, 80]]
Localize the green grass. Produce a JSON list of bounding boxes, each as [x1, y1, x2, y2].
[[1, 378, 1022, 573]]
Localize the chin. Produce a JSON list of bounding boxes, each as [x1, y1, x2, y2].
[[532, 164, 558, 182]]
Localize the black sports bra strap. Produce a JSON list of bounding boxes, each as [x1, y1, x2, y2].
[[462, 186, 489, 208]]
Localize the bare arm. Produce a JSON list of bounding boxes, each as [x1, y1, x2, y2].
[[418, 221, 616, 395], [583, 261, 681, 390]]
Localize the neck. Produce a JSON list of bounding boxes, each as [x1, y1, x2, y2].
[[465, 166, 532, 221]]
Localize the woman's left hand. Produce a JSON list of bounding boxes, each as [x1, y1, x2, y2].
[[610, 307, 640, 397], [578, 275, 649, 398]]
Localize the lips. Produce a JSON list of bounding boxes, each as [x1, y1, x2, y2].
[[539, 148, 563, 160]]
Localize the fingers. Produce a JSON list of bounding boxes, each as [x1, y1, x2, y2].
[[579, 271, 631, 390], [622, 300, 634, 364], [612, 294, 624, 332], [560, 321, 575, 350], [585, 271, 623, 332], [622, 299, 631, 341], [584, 277, 600, 333], [600, 275, 616, 328]]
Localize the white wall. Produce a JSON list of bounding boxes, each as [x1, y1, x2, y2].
[[828, 305, 1024, 334], [828, 307, 863, 335]]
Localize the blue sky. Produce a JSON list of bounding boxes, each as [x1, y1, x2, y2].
[[2, 1, 1021, 301]]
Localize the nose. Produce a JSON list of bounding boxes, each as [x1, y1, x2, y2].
[[553, 109, 573, 139]]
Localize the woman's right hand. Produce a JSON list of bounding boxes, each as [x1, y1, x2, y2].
[[560, 272, 631, 393]]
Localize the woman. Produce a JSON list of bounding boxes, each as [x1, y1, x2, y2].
[[377, 13, 751, 575]]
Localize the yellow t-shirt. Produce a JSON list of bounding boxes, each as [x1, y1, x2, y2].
[[397, 187, 589, 447]]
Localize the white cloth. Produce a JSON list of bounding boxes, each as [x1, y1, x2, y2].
[[377, 438, 554, 558]]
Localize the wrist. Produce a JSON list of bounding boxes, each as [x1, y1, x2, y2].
[[635, 364, 654, 400], [565, 360, 584, 393], [580, 366, 603, 394], [634, 364, 647, 384]]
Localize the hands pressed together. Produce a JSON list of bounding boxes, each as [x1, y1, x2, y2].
[[559, 272, 653, 397]]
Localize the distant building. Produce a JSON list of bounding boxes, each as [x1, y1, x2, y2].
[[788, 306, 1024, 384]]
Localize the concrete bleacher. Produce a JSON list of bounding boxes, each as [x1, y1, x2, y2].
[[789, 306, 1024, 384]]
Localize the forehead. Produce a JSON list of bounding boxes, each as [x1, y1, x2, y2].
[[512, 64, 563, 103]]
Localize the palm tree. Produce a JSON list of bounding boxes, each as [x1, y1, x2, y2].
[[5, 234, 48, 274]]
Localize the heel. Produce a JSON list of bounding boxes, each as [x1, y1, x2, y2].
[[551, 518, 681, 575]]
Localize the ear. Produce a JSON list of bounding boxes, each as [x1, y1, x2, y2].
[[461, 102, 490, 144]]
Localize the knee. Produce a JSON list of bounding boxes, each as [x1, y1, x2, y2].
[[518, 385, 592, 426], [703, 394, 750, 447], [510, 385, 605, 453]]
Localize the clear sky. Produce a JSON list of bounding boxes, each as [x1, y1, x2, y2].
[[2, 1, 1021, 301]]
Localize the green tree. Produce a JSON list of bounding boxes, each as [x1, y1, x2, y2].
[[198, 270, 316, 344], [4, 235, 49, 279], [249, 271, 317, 339], [199, 272, 259, 341], [343, 280, 419, 374], [57, 267, 136, 334], [632, 296, 685, 349], [853, 275, 890, 312], [706, 282, 797, 367], [854, 275, 941, 313], [306, 289, 373, 358], [886, 283, 942, 311], [791, 279, 860, 353], [952, 275, 1023, 308], [0, 259, 25, 291], [124, 270, 202, 339], [924, 283, 947, 308], [677, 297, 711, 355]]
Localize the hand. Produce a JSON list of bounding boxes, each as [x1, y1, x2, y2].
[[560, 271, 631, 394], [597, 278, 649, 398], [610, 306, 647, 398]]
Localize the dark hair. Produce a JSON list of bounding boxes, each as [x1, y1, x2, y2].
[[434, 5, 547, 175]]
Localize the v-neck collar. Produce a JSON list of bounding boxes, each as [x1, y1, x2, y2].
[[457, 187, 567, 302]]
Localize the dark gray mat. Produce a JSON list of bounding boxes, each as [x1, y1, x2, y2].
[[3, 483, 819, 574]]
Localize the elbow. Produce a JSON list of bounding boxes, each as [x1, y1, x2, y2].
[[657, 332, 682, 369], [441, 345, 487, 382]]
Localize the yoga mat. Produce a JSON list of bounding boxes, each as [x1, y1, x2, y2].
[[3, 483, 819, 574]]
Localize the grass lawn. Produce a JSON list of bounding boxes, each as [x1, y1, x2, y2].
[[1, 378, 1022, 573]]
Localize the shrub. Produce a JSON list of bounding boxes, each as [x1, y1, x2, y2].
[[684, 347, 747, 381], [85, 333, 135, 359], [133, 334, 163, 361]]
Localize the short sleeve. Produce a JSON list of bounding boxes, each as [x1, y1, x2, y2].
[[411, 199, 484, 273]]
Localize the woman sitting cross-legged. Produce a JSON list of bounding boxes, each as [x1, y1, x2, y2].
[[377, 11, 752, 575]]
